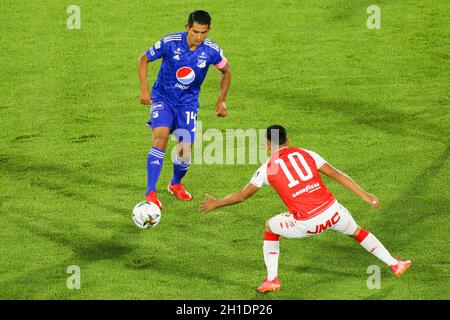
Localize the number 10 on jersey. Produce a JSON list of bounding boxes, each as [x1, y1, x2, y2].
[[275, 152, 313, 188]]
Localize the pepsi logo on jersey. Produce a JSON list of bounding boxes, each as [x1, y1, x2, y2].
[[176, 67, 196, 85]]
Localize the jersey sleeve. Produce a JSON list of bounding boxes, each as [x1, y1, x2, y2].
[[250, 162, 269, 188], [145, 38, 165, 62], [303, 149, 328, 169], [214, 48, 228, 69], [204, 39, 228, 69]]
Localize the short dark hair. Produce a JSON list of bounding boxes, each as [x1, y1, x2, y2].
[[266, 125, 288, 146], [187, 10, 211, 27]]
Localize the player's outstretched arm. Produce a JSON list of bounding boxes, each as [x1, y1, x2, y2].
[[215, 63, 231, 117], [137, 53, 151, 105], [319, 163, 380, 208], [200, 182, 259, 213]]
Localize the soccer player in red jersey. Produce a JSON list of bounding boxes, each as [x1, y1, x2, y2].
[[200, 125, 411, 293]]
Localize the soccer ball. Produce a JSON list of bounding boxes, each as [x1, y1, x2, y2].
[[132, 202, 161, 229]]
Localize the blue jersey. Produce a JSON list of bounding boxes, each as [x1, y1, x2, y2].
[[146, 32, 226, 107]]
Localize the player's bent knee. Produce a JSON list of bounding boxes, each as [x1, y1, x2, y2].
[[264, 221, 280, 241], [152, 134, 169, 149], [351, 226, 361, 238], [153, 140, 168, 150]]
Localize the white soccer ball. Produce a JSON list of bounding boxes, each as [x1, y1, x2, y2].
[[132, 202, 161, 229]]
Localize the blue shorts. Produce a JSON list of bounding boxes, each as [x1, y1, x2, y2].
[[146, 98, 198, 143]]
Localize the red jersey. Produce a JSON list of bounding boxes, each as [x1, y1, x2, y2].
[[250, 147, 335, 220]]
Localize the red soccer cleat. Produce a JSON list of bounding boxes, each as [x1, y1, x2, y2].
[[257, 277, 281, 293], [167, 183, 192, 201], [145, 191, 163, 209], [390, 258, 412, 276]]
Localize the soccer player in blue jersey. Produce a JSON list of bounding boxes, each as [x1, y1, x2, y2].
[[137, 10, 231, 209]]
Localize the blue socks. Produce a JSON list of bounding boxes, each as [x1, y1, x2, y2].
[[146, 147, 191, 194], [171, 156, 190, 185], [146, 147, 165, 195]]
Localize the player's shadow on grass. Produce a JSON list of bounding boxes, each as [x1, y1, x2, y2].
[[125, 254, 237, 285], [373, 143, 450, 246], [0, 226, 135, 298], [124, 256, 161, 270], [256, 89, 450, 144], [12, 215, 136, 262], [293, 264, 354, 278], [0, 154, 138, 217], [75, 241, 135, 261], [1, 155, 242, 294], [123, 247, 257, 290], [0, 261, 73, 299]]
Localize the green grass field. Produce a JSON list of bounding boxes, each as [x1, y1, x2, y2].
[[1, 0, 449, 299]]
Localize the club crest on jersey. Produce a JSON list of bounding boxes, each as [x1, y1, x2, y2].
[[176, 67, 195, 85], [197, 59, 207, 68]]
